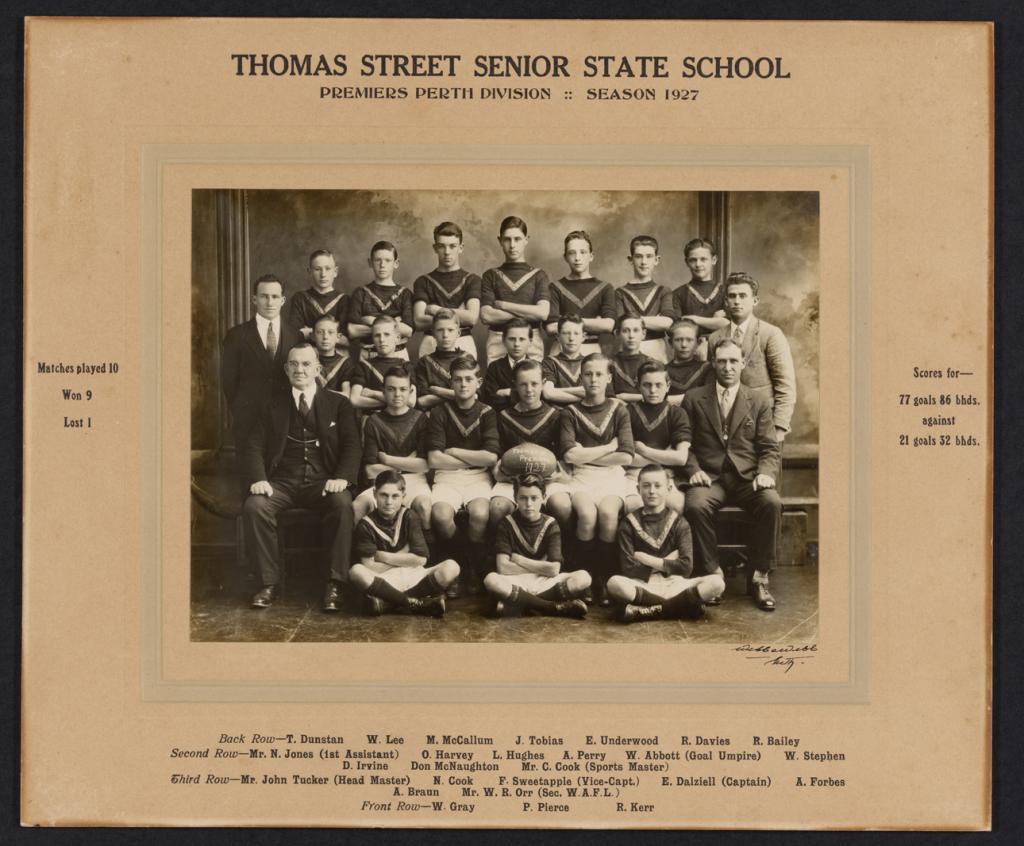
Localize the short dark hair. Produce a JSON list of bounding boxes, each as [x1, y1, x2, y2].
[[581, 352, 609, 370], [308, 249, 336, 265], [563, 230, 593, 252], [433, 221, 464, 242], [370, 240, 398, 259], [512, 358, 543, 379], [629, 234, 659, 255], [253, 274, 283, 293], [499, 215, 528, 237], [514, 473, 547, 497], [683, 238, 717, 259], [557, 314, 585, 332], [725, 271, 759, 297], [615, 313, 645, 333], [449, 355, 479, 377], [637, 360, 668, 380], [502, 317, 532, 339], [383, 365, 411, 384], [374, 469, 406, 491], [638, 463, 670, 482]]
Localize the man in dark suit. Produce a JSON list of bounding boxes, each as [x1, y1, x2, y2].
[[681, 338, 783, 611], [240, 342, 362, 612], [221, 275, 301, 482]]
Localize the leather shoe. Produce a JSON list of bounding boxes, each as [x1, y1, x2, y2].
[[751, 582, 776, 612], [322, 581, 341, 613], [250, 585, 278, 609], [705, 594, 722, 607]]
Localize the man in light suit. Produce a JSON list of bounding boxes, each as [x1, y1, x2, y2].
[[240, 343, 362, 612], [707, 272, 796, 442], [681, 338, 782, 611], [220, 275, 302, 482]]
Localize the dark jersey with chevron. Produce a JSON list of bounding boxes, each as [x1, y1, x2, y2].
[[317, 353, 358, 393], [412, 269, 482, 309], [348, 281, 414, 326], [287, 287, 349, 336], [497, 402, 562, 454], [608, 351, 655, 396], [547, 277, 615, 340], [480, 262, 550, 329], [628, 401, 689, 450], [351, 356, 410, 392], [671, 280, 726, 336], [414, 348, 464, 397], [426, 400, 500, 453], [542, 353, 584, 390], [362, 408, 428, 465], [613, 281, 676, 322], [617, 507, 693, 580], [667, 357, 714, 396], [354, 506, 429, 560], [495, 511, 562, 563], [559, 398, 635, 456]]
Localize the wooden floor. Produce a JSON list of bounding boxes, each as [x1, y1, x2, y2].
[[191, 552, 819, 645]]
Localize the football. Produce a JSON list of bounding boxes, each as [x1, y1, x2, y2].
[[500, 443, 558, 479]]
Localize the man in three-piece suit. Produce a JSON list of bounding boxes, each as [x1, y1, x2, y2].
[[681, 338, 783, 611], [220, 275, 302, 481], [240, 342, 362, 612], [707, 272, 796, 442]]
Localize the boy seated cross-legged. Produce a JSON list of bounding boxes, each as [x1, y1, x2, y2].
[[426, 354, 500, 597], [349, 470, 460, 617], [483, 474, 590, 619], [607, 464, 725, 623]]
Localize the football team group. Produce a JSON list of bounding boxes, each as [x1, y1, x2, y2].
[[220, 215, 796, 625]]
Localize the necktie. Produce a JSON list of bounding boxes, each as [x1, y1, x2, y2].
[[732, 324, 743, 343], [298, 392, 310, 417], [719, 388, 732, 432], [266, 321, 278, 358]]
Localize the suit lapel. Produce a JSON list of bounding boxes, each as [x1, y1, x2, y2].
[[728, 388, 750, 439], [270, 395, 291, 465], [700, 389, 726, 444], [244, 320, 270, 370], [744, 318, 759, 359]]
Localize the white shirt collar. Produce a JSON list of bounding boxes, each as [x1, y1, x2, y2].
[[255, 313, 280, 336], [718, 383, 739, 404], [732, 315, 753, 336], [507, 354, 527, 369], [292, 386, 317, 409]]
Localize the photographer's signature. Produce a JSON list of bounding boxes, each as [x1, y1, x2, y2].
[[734, 643, 817, 673]]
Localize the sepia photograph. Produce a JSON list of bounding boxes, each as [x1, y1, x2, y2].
[[190, 188, 820, 644]]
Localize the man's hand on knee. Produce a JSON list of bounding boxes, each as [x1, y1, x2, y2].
[[323, 479, 349, 495], [250, 481, 273, 496], [753, 474, 776, 491], [689, 470, 712, 487]]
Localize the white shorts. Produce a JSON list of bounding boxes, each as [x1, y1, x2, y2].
[[355, 473, 431, 510], [418, 333, 478, 360], [628, 571, 703, 599], [569, 464, 638, 502], [486, 328, 545, 364], [374, 564, 431, 593], [432, 469, 494, 508], [639, 337, 669, 363], [496, 571, 567, 595]]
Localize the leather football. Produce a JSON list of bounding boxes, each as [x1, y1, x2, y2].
[[499, 443, 558, 479]]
